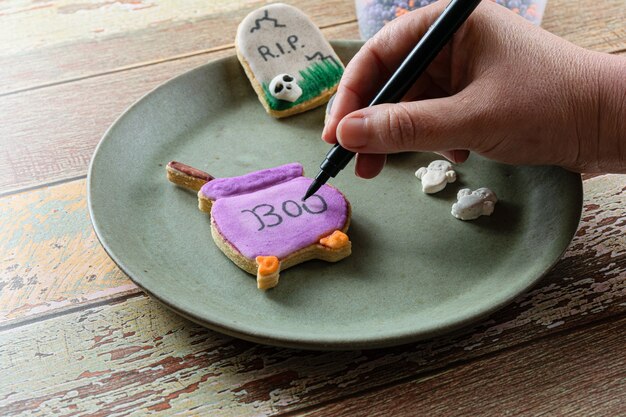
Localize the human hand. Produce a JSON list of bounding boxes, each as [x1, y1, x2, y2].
[[323, 0, 626, 176]]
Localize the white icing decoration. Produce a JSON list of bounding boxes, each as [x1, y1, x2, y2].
[[415, 160, 457, 194], [451, 187, 498, 220], [269, 73, 302, 102], [236, 4, 342, 84]]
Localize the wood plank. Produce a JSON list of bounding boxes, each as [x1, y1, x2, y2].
[[0, 23, 360, 195], [0, 180, 135, 327], [0, 0, 290, 54], [300, 317, 626, 417], [1, 0, 624, 96], [542, 0, 626, 53], [0, 291, 624, 415], [0, 0, 357, 95]]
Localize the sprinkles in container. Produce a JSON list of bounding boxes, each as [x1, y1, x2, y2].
[[355, 0, 548, 39]]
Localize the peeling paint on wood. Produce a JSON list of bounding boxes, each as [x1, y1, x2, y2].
[[301, 317, 626, 417], [0, 277, 623, 415], [0, 0, 257, 54], [0, 175, 623, 416], [0, 180, 136, 326]]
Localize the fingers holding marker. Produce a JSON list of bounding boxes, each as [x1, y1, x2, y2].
[[438, 150, 470, 164], [355, 153, 387, 179], [322, 1, 447, 143], [336, 96, 479, 155], [322, 82, 365, 143]]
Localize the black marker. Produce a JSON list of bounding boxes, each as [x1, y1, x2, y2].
[[303, 0, 482, 201]]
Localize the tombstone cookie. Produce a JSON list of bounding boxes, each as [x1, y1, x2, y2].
[[236, 3, 344, 118], [166, 162, 351, 290]]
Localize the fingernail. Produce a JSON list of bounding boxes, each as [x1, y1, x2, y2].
[[321, 94, 337, 141], [437, 151, 456, 163], [337, 117, 368, 148], [321, 121, 331, 141], [453, 150, 470, 164]]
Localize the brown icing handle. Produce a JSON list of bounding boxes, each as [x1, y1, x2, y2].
[[166, 161, 214, 192], [168, 161, 214, 182]]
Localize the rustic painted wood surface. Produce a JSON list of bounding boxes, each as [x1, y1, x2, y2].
[[1, 0, 625, 415], [0, 180, 135, 327], [1, 280, 624, 415], [302, 317, 626, 417]]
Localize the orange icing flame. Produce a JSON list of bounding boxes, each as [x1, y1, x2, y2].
[[319, 230, 349, 249], [256, 256, 280, 275]]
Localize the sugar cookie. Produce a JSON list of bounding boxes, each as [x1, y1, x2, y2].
[[415, 160, 457, 194], [451, 187, 498, 220], [236, 3, 344, 118], [167, 162, 351, 290]]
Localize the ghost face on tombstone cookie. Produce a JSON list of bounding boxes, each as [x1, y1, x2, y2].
[[236, 3, 344, 118], [269, 73, 302, 102], [415, 160, 457, 194]]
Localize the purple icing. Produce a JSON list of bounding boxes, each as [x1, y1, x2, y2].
[[200, 163, 303, 201], [211, 177, 348, 259]]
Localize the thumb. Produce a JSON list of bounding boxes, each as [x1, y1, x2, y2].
[[336, 96, 480, 154]]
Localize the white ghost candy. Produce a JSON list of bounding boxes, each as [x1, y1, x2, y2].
[[269, 73, 302, 102], [415, 160, 457, 194], [451, 187, 498, 220]]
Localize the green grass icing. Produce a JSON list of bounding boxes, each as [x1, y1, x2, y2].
[[261, 59, 344, 111]]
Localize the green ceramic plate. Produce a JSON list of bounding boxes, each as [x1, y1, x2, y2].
[[88, 41, 582, 350]]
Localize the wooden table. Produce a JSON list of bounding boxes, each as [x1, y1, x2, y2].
[[1, 1, 624, 415]]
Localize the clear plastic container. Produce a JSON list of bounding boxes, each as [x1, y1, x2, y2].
[[355, 0, 547, 40]]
